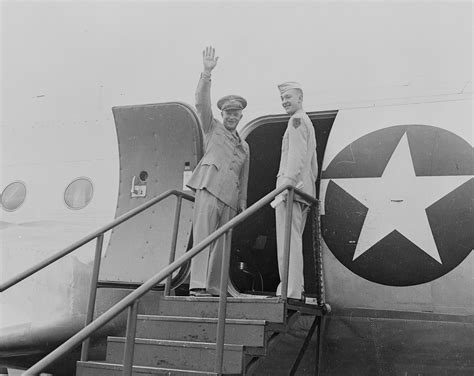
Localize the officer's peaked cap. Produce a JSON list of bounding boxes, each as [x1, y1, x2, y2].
[[278, 81, 303, 95], [217, 95, 247, 111]]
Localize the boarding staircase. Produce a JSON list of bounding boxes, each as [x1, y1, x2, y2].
[[76, 295, 314, 375], [1, 186, 328, 375]]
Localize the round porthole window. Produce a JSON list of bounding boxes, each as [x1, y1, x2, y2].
[[64, 177, 93, 210], [1, 181, 27, 211]]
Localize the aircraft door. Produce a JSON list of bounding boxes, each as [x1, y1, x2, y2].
[[99, 102, 202, 285], [233, 111, 336, 297]]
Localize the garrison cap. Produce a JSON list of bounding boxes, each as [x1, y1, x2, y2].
[[217, 95, 247, 111], [278, 81, 303, 95]]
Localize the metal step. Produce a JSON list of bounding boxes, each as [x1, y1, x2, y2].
[[76, 361, 219, 375], [106, 337, 246, 374], [136, 315, 268, 351], [156, 296, 285, 323]]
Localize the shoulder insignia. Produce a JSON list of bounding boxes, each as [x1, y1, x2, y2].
[[292, 117, 301, 128]]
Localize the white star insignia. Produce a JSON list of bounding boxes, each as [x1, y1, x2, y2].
[[330, 133, 473, 264]]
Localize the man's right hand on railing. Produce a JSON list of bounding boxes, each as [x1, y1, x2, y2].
[[270, 182, 303, 208]]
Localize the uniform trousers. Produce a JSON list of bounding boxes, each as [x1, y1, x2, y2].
[[275, 200, 308, 299], [190, 188, 236, 295]]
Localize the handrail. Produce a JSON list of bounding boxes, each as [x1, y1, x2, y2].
[[0, 189, 195, 293], [23, 184, 320, 375]]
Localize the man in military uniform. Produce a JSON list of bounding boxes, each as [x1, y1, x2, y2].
[[274, 82, 318, 300], [186, 46, 250, 296]]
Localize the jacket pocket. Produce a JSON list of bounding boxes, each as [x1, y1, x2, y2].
[[201, 156, 220, 170]]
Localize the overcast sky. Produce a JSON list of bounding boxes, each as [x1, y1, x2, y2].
[[1, 0, 472, 159]]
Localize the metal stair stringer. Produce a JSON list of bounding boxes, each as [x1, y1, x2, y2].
[[244, 309, 302, 376]]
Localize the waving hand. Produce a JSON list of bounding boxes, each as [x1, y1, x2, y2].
[[203, 46, 219, 73]]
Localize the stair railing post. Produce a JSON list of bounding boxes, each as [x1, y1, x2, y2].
[[81, 233, 104, 361], [122, 300, 139, 376], [215, 228, 233, 375], [281, 187, 295, 302], [165, 194, 183, 296], [315, 314, 326, 376]]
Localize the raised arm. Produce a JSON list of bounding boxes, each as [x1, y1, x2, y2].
[[195, 46, 219, 134]]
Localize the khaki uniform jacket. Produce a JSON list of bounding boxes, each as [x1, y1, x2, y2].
[[277, 109, 318, 202], [186, 74, 250, 210]]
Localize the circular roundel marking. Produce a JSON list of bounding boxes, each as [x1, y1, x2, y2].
[[64, 177, 94, 210], [1, 181, 27, 211], [321, 125, 473, 286]]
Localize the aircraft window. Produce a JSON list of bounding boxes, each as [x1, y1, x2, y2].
[[64, 177, 93, 210], [1, 181, 27, 211]]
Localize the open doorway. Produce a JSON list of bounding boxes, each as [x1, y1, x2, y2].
[[230, 111, 336, 296]]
